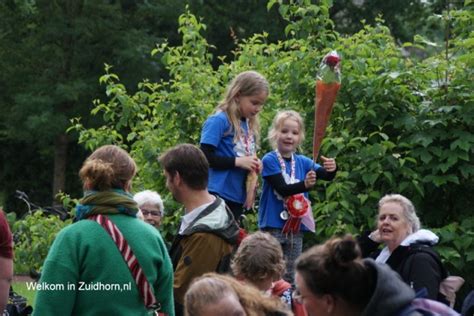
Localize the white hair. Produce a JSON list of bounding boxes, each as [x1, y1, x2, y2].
[[133, 190, 164, 216], [378, 193, 420, 233]]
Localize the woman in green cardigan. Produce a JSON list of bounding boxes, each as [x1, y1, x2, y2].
[[34, 145, 174, 316]]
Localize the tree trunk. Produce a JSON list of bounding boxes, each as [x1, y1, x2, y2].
[[52, 134, 68, 206]]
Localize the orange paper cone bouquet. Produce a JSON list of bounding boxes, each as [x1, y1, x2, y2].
[[313, 50, 341, 161]]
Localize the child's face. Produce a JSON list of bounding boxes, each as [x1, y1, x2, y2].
[[237, 90, 267, 119], [277, 118, 301, 157]]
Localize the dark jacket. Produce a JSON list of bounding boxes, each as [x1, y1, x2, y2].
[[362, 259, 418, 316], [359, 229, 445, 301], [169, 196, 239, 316]]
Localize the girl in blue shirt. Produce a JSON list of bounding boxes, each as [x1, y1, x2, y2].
[[200, 71, 269, 221], [259, 110, 337, 285]]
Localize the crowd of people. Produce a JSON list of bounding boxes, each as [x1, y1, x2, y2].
[[1, 70, 468, 315]]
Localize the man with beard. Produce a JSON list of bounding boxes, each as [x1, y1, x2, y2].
[[158, 144, 239, 316]]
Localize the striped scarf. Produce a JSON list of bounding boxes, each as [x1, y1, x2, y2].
[[75, 190, 138, 220]]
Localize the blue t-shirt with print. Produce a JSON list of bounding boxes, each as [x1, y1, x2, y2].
[[258, 151, 322, 231], [200, 111, 252, 204]]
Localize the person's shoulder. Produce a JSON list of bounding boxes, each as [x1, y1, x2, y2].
[[262, 151, 277, 161], [185, 231, 227, 245], [294, 152, 312, 161], [57, 219, 101, 237], [405, 244, 443, 270], [206, 111, 229, 123], [407, 244, 440, 260], [294, 153, 317, 169]]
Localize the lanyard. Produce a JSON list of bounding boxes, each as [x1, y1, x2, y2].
[[240, 119, 255, 156], [275, 150, 295, 184]]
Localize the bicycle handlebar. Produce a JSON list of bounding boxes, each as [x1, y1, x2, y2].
[[15, 190, 70, 221]]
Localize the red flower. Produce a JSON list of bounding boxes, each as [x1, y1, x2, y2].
[[325, 55, 340, 67]]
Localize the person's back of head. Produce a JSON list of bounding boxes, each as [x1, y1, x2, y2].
[[296, 235, 375, 315], [184, 273, 245, 316], [185, 273, 291, 316], [158, 144, 209, 191], [231, 231, 285, 291], [79, 145, 136, 191]]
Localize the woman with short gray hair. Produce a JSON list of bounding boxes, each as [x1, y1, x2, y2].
[[134, 190, 164, 228], [359, 193, 447, 303]]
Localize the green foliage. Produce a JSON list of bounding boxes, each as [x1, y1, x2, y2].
[[13, 211, 71, 274], [72, 1, 474, 290], [12, 281, 36, 306]]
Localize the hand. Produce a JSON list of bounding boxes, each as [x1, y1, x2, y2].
[[369, 229, 382, 243], [236, 156, 261, 172], [256, 159, 263, 174], [304, 170, 317, 189], [321, 156, 337, 172]]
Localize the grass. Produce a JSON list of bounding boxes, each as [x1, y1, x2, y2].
[[12, 280, 36, 307]]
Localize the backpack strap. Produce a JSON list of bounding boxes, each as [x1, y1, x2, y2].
[[89, 214, 164, 315], [407, 245, 448, 278]]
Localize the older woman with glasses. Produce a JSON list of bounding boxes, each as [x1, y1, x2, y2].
[[134, 190, 165, 228]]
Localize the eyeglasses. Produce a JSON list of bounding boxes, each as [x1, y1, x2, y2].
[[140, 209, 162, 217], [292, 288, 303, 304]]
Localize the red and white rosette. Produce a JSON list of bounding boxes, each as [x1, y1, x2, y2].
[[282, 194, 313, 234]]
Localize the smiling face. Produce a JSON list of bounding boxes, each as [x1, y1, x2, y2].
[[377, 201, 412, 251], [237, 90, 267, 119], [276, 118, 302, 157], [139, 202, 162, 228]]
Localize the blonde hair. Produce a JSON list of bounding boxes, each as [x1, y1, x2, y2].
[[378, 193, 420, 233], [79, 145, 136, 191], [185, 273, 291, 316], [231, 232, 285, 286], [216, 71, 269, 145], [267, 110, 305, 150]]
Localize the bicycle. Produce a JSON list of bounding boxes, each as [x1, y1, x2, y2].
[[14, 190, 70, 221]]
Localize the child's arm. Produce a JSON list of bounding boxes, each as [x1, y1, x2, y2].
[[264, 173, 310, 197], [314, 156, 337, 181], [201, 144, 260, 171], [200, 144, 235, 169]]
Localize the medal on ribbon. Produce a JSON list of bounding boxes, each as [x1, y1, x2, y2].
[[275, 151, 314, 235], [282, 193, 310, 234]]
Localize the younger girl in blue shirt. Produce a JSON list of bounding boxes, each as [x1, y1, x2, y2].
[[259, 110, 337, 285]]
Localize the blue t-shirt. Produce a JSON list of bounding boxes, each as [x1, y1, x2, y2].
[[200, 111, 252, 204], [258, 151, 322, 231]]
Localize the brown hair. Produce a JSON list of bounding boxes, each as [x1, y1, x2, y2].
[[231, 231, 285, 285], [216, 70, 269, 145], [158, 144, 209, 190], [79, 145, 136, 191], [185, 273, 291, 316], [296, 235, 375, 310]]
